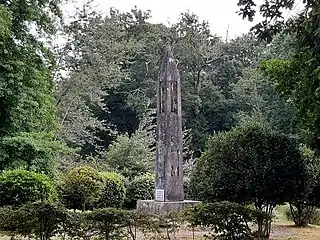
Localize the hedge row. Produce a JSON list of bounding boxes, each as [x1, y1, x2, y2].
[[0, 201, 268, 240], [0, 167, 154, 210]]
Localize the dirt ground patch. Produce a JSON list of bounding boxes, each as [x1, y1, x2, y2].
[[132, 221, 320, 240], [270, 221, 320, 240], [138, 221, 320, 240]]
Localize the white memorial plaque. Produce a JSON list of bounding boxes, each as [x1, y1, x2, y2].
[[155, 189, 164, 202]]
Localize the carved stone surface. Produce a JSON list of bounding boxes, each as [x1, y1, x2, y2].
[[155, 47, 184, 202]]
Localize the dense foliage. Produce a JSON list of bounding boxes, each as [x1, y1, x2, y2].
[[0, 202, 269, 240], [1, 0, 320, 238], [104, 131, 154, 179], [190, 121, 303, 204], [287, 146, 320, 226], [190, 120, 305, 236], [0, 202, 68, 240], [125, 173, 154, 209], [185, 202, 269, 239], [60, 166, 104, 211], [0, 0, 67, 174], [0, 169, 56, 206], [254, 1, 320, 151], [0, 132, 68, 176], [95, 172, 126, 208], [0, 0, 60, 134], [56, 6, 271, 158]]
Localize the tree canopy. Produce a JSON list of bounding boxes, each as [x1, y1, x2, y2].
[[0, 0, 67, 174], [189, 120, 305, 236], [1, 0, 320, 237]]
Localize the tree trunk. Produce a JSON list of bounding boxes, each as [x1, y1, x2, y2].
[[82, 201, 86, 212], [290, 203, 314, 227], [256, 204, 274, 239]]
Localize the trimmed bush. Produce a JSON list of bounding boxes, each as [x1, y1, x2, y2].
[[0, 202, 68, 240], [0, 206, 17, 232], [190, 121, 305, 237], [125, 173, 154, 209], [185, 202, 270, 239], [85, 208, 129, 240], [17, 202, 67, 240], [95, 172, 126, 208], [60, 165, 104, 211], [0, 169, 56, 206]]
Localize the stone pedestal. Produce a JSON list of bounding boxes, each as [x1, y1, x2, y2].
[[137, 200, 201, 215]]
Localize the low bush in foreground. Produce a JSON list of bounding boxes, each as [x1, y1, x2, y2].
[[190, 121, 305, 237], [185, 201, 269, 239], [0, 202, 67, 240], [0, 201, 269, 240]]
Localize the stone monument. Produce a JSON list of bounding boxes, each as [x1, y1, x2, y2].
[[136, 46, 199, 214]]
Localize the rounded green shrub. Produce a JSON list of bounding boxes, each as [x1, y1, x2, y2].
[[85, 208, 130, 239], [125, 173, 154, 209], [60, 165, 104, 211], [0, 169, 55, 206], [95, 172, 126, 208], [0, 202, 68, 239]]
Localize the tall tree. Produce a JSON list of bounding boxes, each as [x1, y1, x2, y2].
[[232, 68, 297, 134], [190, 120, 304, 237], [0, 0, 61, 134], [231, 33, 298, 134], [237, 0, 309, 41], [237, 1, 320, 150], [0, 0, 66, 175], [260, 1, 320, 149], [56, 6, 166, 156]]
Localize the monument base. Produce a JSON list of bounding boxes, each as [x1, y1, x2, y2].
[[136, 200, 201, 215]]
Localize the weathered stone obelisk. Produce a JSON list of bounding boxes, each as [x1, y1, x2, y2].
[[155, 46, 184, 202], [136, 46, 199, 214]]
